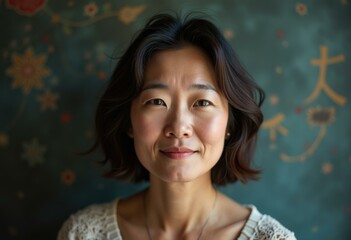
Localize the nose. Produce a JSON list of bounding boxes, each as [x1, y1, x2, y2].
[[164, 107, 193, 138]]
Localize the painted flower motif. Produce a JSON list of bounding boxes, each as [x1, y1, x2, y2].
[[22, 138, 46, 166], [84, 2, 98, 17], [6, 48, 50, 94], [307, 106, 335, 127], [118, 5, 145, 24], [296, 3, 308, 16], [6, 0, 47, 16], [36, 89, 59, 111], [61, 169, 75, 185]]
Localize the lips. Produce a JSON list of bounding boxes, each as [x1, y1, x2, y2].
[[160, 147, 197, 160]]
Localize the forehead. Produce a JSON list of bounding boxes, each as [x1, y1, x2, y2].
[[143, 46, 217, 87]]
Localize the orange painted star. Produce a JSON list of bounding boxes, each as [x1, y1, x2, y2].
[[6, 48, 50, 94], [37, 89, 59, 111]]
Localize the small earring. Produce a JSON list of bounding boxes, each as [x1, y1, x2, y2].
[[226, 132, 231, 138]]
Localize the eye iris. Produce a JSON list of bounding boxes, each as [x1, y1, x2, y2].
[[199, 100, 209, 106], [154, 99, 163, 105]]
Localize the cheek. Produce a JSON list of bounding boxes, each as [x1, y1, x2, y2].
[[197, 112, 228, 145], [131, 110, 164, 144]]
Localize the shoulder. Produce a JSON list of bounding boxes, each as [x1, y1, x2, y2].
[[57, 200, 121, 240], [239, 206, 296, 240], [255, 214, 296, 240]]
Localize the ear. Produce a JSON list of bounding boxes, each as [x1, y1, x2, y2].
[[128, 128, 134, 138]]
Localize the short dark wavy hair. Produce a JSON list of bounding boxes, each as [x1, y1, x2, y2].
[[88, 13, 265, 186]]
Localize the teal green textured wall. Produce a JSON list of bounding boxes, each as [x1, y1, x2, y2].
[[0, 0, 350, 239]]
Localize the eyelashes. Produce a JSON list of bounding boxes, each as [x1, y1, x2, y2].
[[194, 99, 212, 107], [145, 98, 213, 108], [146, 99, 166, 106]]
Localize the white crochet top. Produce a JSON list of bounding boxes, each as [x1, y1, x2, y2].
[[57, 200, 296, 240]]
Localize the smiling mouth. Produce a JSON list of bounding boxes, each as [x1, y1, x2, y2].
[[160, 147, 197, 160]]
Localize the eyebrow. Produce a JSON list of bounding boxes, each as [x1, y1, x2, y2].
[[190, 83, 216, 91], [142, 83, 217, 92]]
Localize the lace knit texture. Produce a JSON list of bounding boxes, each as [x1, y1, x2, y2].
[[57, 200, 296, 240]]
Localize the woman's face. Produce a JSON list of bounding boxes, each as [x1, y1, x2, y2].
[[130, 46, 229, 183]]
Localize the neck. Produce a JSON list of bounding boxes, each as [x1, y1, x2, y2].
[[144, 175, 217, 234]]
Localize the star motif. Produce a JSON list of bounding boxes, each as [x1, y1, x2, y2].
[[6, 48, 50, 94], [36, 89, 59, 111], [22, 138, 46, 166]]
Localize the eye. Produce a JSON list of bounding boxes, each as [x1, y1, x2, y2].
[[194, 99, 212, 107], [146, 99, 166, 106]]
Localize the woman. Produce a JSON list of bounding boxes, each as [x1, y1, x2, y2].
[[58, 13, 296, 240]]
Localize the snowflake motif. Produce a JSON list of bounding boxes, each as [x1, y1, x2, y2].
[[6, 48, 50, 94], [118, 5, 145, 24], [22, 138, 46, 166], [36, 89, 59, 111], [84, 2, 98, 17]]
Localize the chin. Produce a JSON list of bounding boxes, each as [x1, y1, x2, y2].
[[154, 170, 208, 184]]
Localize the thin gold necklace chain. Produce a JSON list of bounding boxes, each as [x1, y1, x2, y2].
[[143, 190, 218, 240]]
